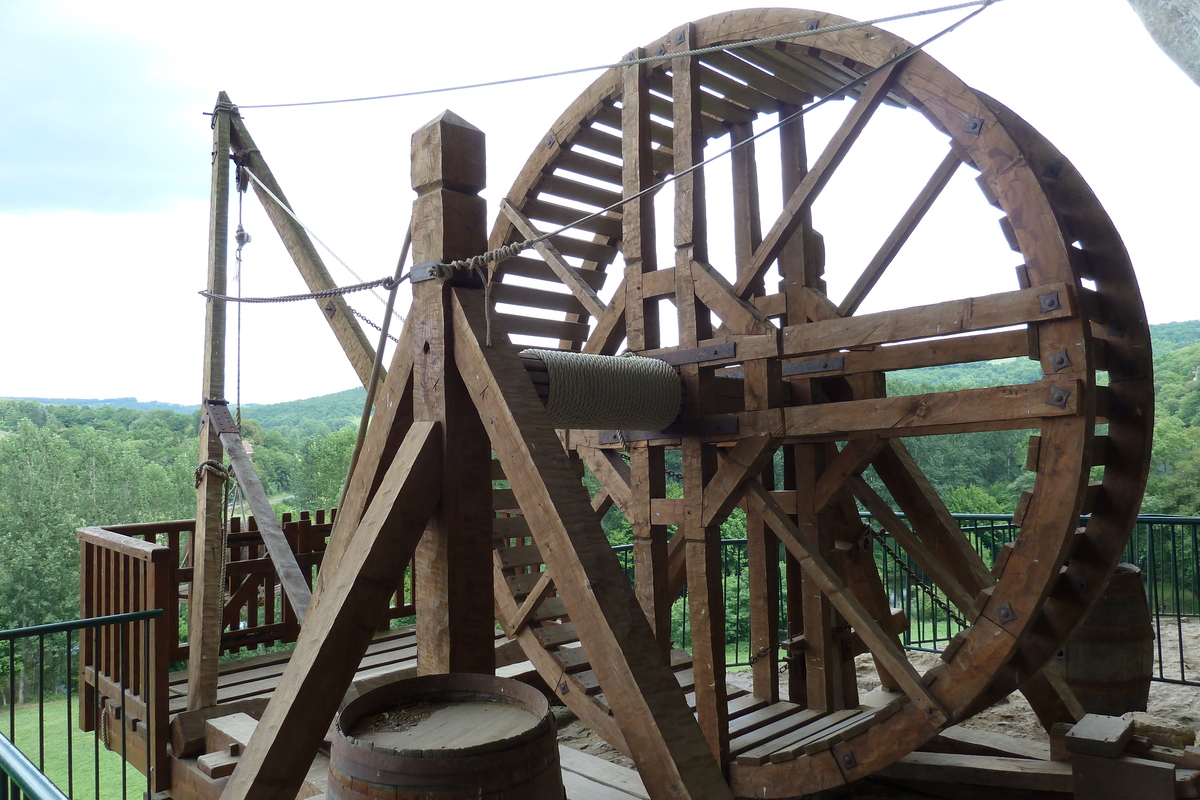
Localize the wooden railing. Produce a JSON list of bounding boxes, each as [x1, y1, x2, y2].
[[77, 510, 416, 787], [77, 528, 172, 792]]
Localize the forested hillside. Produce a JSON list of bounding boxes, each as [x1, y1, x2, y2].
[[1, 320, 1198, 630]]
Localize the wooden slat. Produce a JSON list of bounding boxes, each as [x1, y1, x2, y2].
[[496, 312, 591, 344], [490, 282, 588, 316], [521, 197, 622, 239], [539, 173, 623, 209], [500, 255, 607, 290]]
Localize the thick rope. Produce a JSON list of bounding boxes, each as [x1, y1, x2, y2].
[[522, 349, 680, 431]]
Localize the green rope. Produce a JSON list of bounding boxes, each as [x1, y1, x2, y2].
[[522, 349, 680, 431]]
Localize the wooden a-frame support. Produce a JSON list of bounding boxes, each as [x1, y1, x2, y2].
[[221, 110, 732, 800]]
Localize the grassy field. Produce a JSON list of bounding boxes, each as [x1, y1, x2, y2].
[[2, 698, 144, 800]]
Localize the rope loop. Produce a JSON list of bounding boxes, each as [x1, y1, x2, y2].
[[194, 459, 232, 489]]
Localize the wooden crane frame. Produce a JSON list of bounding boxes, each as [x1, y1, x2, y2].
[[195, 9, 1153, 800]]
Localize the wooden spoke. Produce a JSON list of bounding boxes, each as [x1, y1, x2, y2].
[[691, 259, 777, 336], [623, 48, 661, 352], [782, 284, 1075, 359], [731, 121, 763, 293], [500, 200, 606, 319], [577, 447, 633, 519], [504, 568, 556, 637], [847, 474, 972, 612], [838, 150, 962, 317], [744, 480, 947, 727], [735, 61, 902, 300]]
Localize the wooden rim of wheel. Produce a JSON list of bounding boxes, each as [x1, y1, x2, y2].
[[486, 9, 1154, 796]]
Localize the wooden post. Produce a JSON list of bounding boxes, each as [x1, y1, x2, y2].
[[410, 111, 495, 675], [187, 93, 232, 711]]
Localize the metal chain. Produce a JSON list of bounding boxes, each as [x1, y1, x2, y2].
[[349, 305, 400, 343], [868, 528, 967, 627]]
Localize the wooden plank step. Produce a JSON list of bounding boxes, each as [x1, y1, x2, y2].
[[727, 701, 802, 737], [534, 622, 579, 647], [495, 313, 591, 345], [559, 745, 649, 800], [521, 198, 623, 239], [499, 255, 607, 290], [730, 707, 825, 758], [491, 282, 589, 316], [497, 543, 546, 569], [539, 173, 623, 209], [770, 708, 874, 764], [734, 708, 856, 766]]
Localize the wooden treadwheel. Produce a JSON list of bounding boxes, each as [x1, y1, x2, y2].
[[486, 8, 1153, 798]]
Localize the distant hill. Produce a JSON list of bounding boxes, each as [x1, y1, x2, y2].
[[1149, 320, 1200, 353], [5, 396, 202, 413], [245, 387, 366, 432]]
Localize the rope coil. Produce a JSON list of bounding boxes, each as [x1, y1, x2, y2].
[[521, 349, 680, 431]]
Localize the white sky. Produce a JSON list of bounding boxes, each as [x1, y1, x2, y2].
[[1, 0, 1197, 406]]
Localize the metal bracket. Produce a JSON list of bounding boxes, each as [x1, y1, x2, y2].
[[964, 114, 984, 135], [410, 260, 449, 284], [995, 602, 1017, 624], [782, 355, 845, 377], [805, 18, 821, 31], [651, 341, 736, 367], [598, 417, 738, 445], [1039, 292, 1062, 313], [323, 300, 336, 318], [202, 399, 239, 435], [1048, 349, 1073, 372], [1043, 162, 1063, 180], [1047, 385, 1072, 410], [840, 750, 857, 769]]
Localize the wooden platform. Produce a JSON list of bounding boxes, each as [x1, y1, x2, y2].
[[166, 625, 530, 718]]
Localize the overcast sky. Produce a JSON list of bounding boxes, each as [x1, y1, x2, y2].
[[1, 0, 1196, 406]]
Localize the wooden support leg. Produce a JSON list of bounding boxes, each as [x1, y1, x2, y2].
[[451, 290, 732, 800], [222, 422, 444, 800]]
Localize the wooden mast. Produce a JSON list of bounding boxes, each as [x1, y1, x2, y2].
[[187, 92, 233, 711]]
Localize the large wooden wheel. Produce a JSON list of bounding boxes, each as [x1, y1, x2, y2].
[[486, 9, 1153, 797]]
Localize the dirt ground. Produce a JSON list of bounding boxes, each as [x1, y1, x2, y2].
[[555, 621, 1200, 796]]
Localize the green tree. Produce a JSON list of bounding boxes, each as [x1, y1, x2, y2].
[[293, 426, 358, 512]]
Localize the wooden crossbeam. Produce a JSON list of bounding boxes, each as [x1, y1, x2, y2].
[[222, 421, 444, 800], [744, 480, 947, 728], [734, 62, 902, 300], [782, 283, 1074, 358], [692, 259, 777, 336], [451, 287, 732, 800], [501, 200, 606, 320]]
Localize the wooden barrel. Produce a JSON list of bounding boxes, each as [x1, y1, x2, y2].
[[1053, 563, 1154, 716], [329, 673, 563, 800]]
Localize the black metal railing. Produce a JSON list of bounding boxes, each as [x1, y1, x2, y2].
[[615, 514, 1200, 686], [1, 610, 160, 800]]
